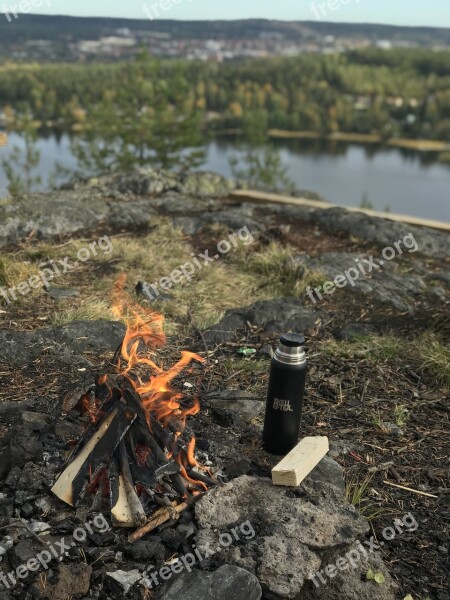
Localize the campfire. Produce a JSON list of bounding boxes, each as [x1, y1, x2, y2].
[[51, 275, 214, 541]]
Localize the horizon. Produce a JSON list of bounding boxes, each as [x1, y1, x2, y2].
[[13, 13, 450, 29], [10, 0, 449, 28]]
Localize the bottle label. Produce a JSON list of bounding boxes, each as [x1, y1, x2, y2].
[[272, 397, 294, 412]]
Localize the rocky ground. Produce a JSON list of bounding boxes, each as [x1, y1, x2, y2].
[[0, 169, 448, 600]]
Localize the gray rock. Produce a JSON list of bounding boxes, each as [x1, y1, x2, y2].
[[204, 298, 318, 345], [293, 251, 427, 312], [45, 285, 80, 300], [176, 171, 235, 198], [0, 320, 125, 367], [173, 203, 262, 235], [113, 169, 234, 199], [307, 455, 345, 492], [124, 538, 165, 561], [277, 204, 450, 259], [204, 390, 264, 424], [0, 398, 43, 419], [303, 541, 397, 600], [172, 215, 204, 235], [112, 168, 179, 196], [200, 205, 262, 234], [195, 473, 369, 600], [152, 191, 213, 213], [11, 535, 61, 569], [8, 427, 43, 471], [156, 564, 262, 600], [225, 458, 253, 478], [106, 569, 142, 594]]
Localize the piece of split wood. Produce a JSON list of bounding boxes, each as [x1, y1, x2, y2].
[[272, 436, 329, 487]]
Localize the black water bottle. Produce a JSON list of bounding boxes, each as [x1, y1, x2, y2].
[[262, 332, 307, 455]]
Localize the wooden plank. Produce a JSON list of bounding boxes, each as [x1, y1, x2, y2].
[[229, 189, 450, 233], [271, 436, 329, 487], [0, 133, 7, 147]]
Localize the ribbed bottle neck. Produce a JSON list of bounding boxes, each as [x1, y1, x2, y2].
[[274, 343, 306, 365]]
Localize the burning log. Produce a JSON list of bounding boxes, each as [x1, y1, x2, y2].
[[51, 403, 136, 507], [52, 275, 214, 530], [128, 501, 189, 543], [110, 454, 136, 527], [118, 441, 147, 527]]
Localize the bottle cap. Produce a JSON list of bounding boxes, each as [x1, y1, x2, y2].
[[275, 332, 306, 365], [280, 333, 305, 347]]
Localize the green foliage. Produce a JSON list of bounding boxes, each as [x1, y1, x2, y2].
[[1, 113, 42, 197], [360, 193, 374, 209], [0, 48, 449, 142], [71, 53, 206, 174]]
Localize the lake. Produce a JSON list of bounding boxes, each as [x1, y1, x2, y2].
[[0, 132, 449, 223]]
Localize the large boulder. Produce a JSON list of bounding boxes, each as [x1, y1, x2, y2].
[[203, 297, 319, 344], [195, 465, 397, 600]]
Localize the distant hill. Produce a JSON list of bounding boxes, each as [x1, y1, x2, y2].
[[1, 14, 449, 47]]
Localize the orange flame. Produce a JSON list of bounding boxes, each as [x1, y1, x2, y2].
[[112, 274, 206, 490]]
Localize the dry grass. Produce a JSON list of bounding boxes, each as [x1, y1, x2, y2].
[[321, 335, 404, 361], [51, 299, 115, 326], [0, 253, 41, 289], [1, 218, 329, 331], [230, 240, 326, 298], [322, 333, 450, 387], [417, 333, 450, 387]]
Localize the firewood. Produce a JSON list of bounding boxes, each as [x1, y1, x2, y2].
[[186, 469, 217, 487], [52, 404, 136, 506], [118, 441, 147, 527], [271, 436, 329, 487], [110, 455, 136, 528], [128, 502, 188, 543]]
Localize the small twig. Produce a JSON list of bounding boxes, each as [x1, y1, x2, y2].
[[360, 379, 369, 403], [128, 502, 188, 543], [0, 519, 47, 545], [383, 480, 438, 498], [187, 309, 210, 366], [224, 369, 245, 382]]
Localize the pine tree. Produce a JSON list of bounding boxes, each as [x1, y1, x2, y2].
[[72, 52, 206, 174]]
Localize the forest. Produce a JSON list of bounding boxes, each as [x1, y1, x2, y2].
[[1, 48, 450, 141]]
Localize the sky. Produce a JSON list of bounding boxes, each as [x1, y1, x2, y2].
[[27, 0, 450, 28]]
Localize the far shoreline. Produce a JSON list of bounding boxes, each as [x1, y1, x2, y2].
[[213, 128, 450, 152]]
